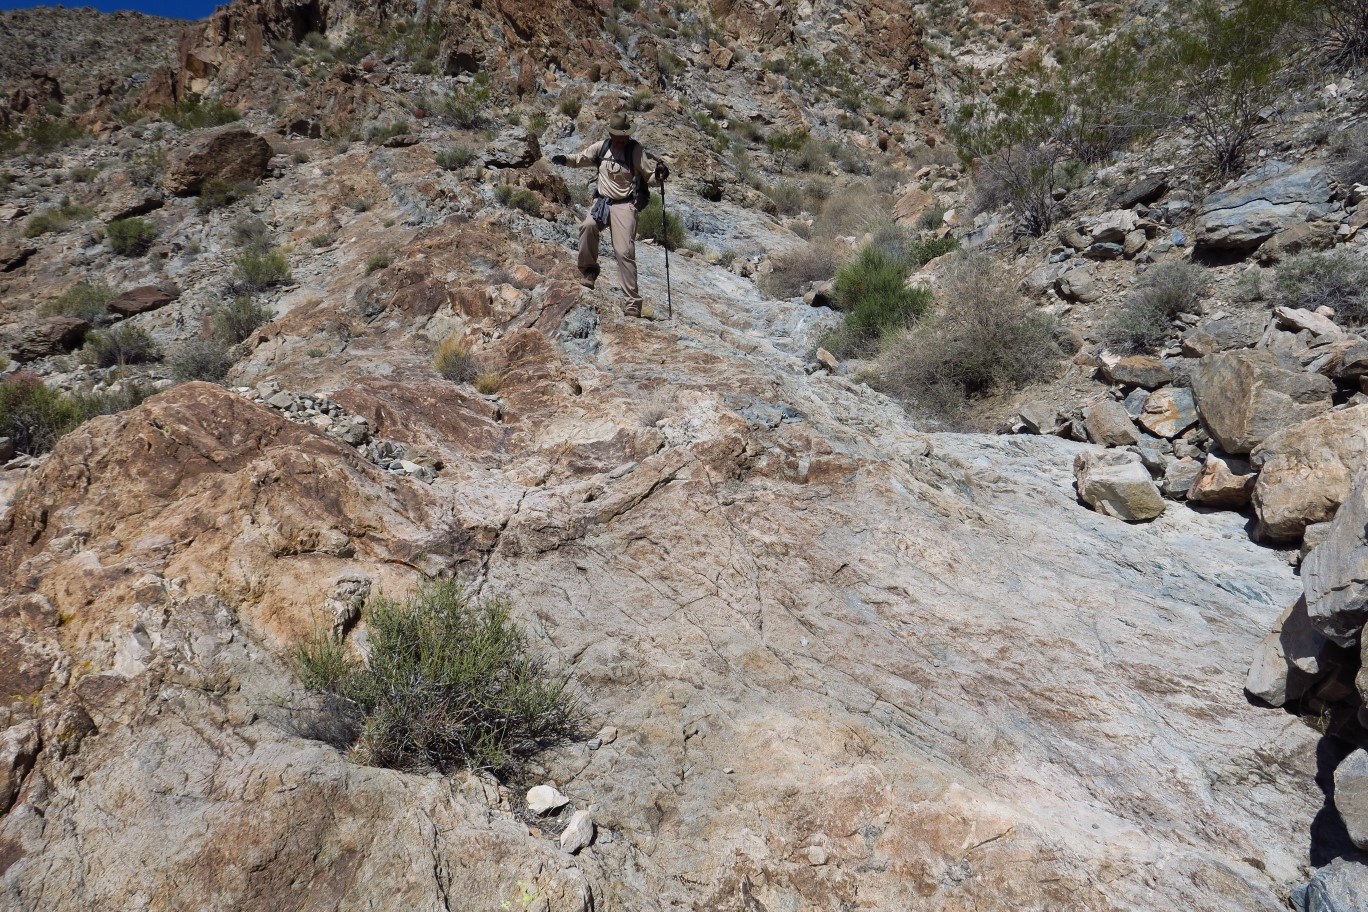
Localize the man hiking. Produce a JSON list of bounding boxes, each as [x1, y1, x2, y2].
[[552, 112, 669, 318]]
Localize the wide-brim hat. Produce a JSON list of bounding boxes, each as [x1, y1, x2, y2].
[[608, 112, 632, 136]]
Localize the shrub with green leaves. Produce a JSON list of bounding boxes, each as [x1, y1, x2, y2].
[[494, 184, 543, 216], [23, 200, 95, 238], [765, 129, 809, 173], [106, 217, 158, 256], [441, 72, 493, 128], [0, 373, 152, 455], [1274, 251, 1368, 324], [161, 95, 241, 130], [436, 147, 475, 170], [1102, 262, 1209, 354], [235, 248, 291, 292], [230, 215, 273, 254], [39, 282, 116, 322], [365, 253, 392, 275], [558, 95, 582, 118], [197, 179, 254, 212], [171, 337, 236, 383], [0, 116, 83, 155], [829, 246, 933, 354], [80, 322, 162, 368], [212, 295, 275, 344], [293, 578, 580, 774], [638, 193, 685, 250]]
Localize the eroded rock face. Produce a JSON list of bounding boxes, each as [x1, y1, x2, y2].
[[5, 316, 89, 362], [1193, 350, 1334, 455], [163, 128, 272, 196]]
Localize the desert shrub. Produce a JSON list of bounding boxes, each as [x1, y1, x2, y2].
[[309, 233, 335, 248], [0, 374, 152, 455], [759, 244, 841, 298], [638, 193, 685, 249], [1274, 251, 1368, 324], [795, 135, 831, 173], [212, 295, 275, 344], [0, 116, 84, 155], [435, 335, 477, 381], [494, 184, 543, 216], [473, 371, 503, 395], [1331, 123, 1368, 186], [765, 129, 809, 172], [197, 179, 254, 212], [128, 145, 167, 187], [23, 200, 95, 238], [436, 146, 475, 170], [874, 251, 1060, 420], [829, 246, 933, 354], [1102, 262, 1209, 354], [230, 215, 273, 254], [68, 166, 99, 183], [171, 337, 235, 383], [364, 253, 392, 275], [916, 205, 947, 232], [630, 89, 656, 112], [106, 217, 158, 256], [1303, 0, 1368, 67], [235, 248, 291, 292], [80, 322, 162, 368], [292, 578, 580, 774], [810, 184, 882, 238], [162, 95, 241, 130], [558, 95, 582, 118], [763, 180, 808, 216], [441, 72, 493, 128], [365, 120, 410, 143], [39, 282, 116, 322]]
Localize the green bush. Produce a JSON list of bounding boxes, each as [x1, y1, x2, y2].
[[494, 184, 543, 217], [436, 146, 475, 170], [80, 322, 162, 368], [197, 179, 254, 212], [558, 95, 582, 118], [212, 295, 275, 344], [638, 193, 685, 249], [171, 337, 235, 384], [39, 282, 116, 322], [234, 248, 291, 292], [441, 72, 493, 128], [1102, 262, 1209, 354], [1274, 251, 1368, 324], [230, 215, 273, 254], [23, 200, 95, 238], [0, 116, 83, 155], [0, 374, 152, 455], [434, 335, 477, 382], [161, 95, 241, 130], [829, 246, 933, 354], [293, 578, 580, 774], [759, 243, 841, 299], [765, 129, 809, 173], [874, 251, 1060, 421], [364, 253, 392, 275], [106, 217, 158, 256]]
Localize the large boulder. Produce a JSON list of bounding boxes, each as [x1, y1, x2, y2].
[[6, 316, 90, 361], [483, 127, 541, 168], [1304, 471, 1368, 646], [1244, 597, 1331, 707], [0, 721, 39, 814], [1293, 859, 1368, 912], [1335, 749, 1368, 851], [1251, 405, 1368, 542], [1192, 350, 1334, 455], [108, 285, 178, 318], [1181, 314, 1264, 357], [1102, 355, 1171, 390], [1074, 449, 1166, 521], [1195, 160, 1334, 251], [1082, 398, 1139, 447], [1138, 387, 1198, 439], [163, 128, 272, 196]]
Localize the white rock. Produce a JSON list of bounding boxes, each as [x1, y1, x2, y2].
[[559, 809, 595, 854], [525, 784, 569, 815]]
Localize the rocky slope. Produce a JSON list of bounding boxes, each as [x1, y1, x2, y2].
[[1, 0, 1366, 908]]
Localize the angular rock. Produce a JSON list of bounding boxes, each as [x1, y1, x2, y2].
[[163, 128, 272, 196], [1292, 859, 1368, 912], [1192, 350, 1334, 455], [1083, 242, 1124, 261], [1113, 175, 1168, 209], [1257, 219, 1337, 265], [892, 187, 935, 225], [1334, 340, 1368, 380], [1304, 472, 1368, 645], [1251, 405, 1368, 541], [1138, 387, 1199, 439], [559, 809, 594, 854], [1246, 598, 1330, 707], [7, 316, 90, 361], [1123, 228, 1148, 258], [1104, 355, 1171, 390], [483, 127, 541, 168], [1082, 399, 1139, 447], [1074, 449, 1166, 521], [0, 437, 14, 462], [1055, 267, 1101, 303], [1196, 161, 1333, 250], [0, 241, 38, 272], [526, 784, 569, 815], [1161, 457, 1202, 498], [1274, 306, 1343, 340], [1089, 209, 1139, 244], [108, 286, 177, 318], [1186, 453, 1257, 509], [1122, 387, 1150, 418], [1013, 400, 1058, 435], [0, 721, 40, 814], [1181, 315, 1264, 357], [1335, 749, 1368, 851]]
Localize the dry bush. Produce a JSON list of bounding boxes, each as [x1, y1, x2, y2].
[[759, 244, 841, 299], [435, 335, 477, 382]]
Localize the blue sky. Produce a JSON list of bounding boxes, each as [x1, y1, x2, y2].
[[0, 0, 215, 19]]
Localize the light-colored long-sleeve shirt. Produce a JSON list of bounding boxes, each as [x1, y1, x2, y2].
[[564, 138, 661, 202]]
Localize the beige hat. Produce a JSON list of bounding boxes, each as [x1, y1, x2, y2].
[[608, 112, 632, 136]]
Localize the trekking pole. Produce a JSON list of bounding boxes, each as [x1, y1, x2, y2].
[[659, 177, 673, 321]]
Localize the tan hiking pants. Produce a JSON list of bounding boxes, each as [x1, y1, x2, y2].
[[578, 202, 641, 306]]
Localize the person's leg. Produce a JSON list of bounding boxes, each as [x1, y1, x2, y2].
[[609, 204, 641, 313], [577, 211, 601, 287]]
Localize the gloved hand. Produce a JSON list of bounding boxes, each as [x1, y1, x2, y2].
[[551, 154, 567, 166], [655, 162, 670, 181]]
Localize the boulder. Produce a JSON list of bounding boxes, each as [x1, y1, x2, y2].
[[1292, 859, 1368, 912], [892, 187, 936, 225], [1251, 405, 1368, 541], [1112, 175, 1168, 209], [525, 784, 569, 815], [1089, 209, 1140, 244], [1304, 471, 1368, 646], [1245, 597, 1331, 707], [1335, 749, 1368, 851], [559, 809, 594, 854], [163, 128, 272, 196], [1074, 449, 1166, 521], [1161, 457, 1202, 497], [1181, 315, 1263, 357], [6, 316, 90, 361], [1257, 219, 1337, 264], [0, 721, 40, 814], [483, 127, 541, 168], [1195, 160, 1333, 250], [0, 241, 37, 272], [1192, 350, 1334, 455], [1334, 340, 1368, 380], [1138, 387, 1199, 439], [1083, 242, 1124, 261], [1186, 453, 1257, 509], [1104, 355, 1171, 390], [1056, 267, 1101, 303], [108, 286, 177, 318], [1274, 306, 1343, 340], [1082, 399, 1139, 447]]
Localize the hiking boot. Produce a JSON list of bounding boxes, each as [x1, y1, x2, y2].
[[624, 302, 641, 318], [577, 267, 598, 289]]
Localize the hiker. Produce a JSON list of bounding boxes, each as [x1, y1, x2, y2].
[[551, 112, 669, 318]]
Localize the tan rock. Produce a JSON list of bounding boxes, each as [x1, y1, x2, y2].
[[1251, 405, 1368, 541], [1074, 449, 1166, 521], [163, 128, 271, 196], [1187, 454, 1257, 509], [1138, 387, 1199, 439], [1192, 349, 1334, 455], [1082, 399, 1139, 447]]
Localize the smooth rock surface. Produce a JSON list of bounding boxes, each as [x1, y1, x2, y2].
[[1139, 386, 1198, 439], [163, 128, 272, 196], [1196, 161, 1333, 250], [1082, 398, 1140, 447], [1334, 749, 1368, 851]]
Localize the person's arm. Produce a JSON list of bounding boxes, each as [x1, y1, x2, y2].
[[635, 145, 669, 186], [554, 141, 605, 168]]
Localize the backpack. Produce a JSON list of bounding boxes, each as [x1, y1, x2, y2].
[[593, 138, 651, 211]]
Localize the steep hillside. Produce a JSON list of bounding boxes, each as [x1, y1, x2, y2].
[[2, 0, 1368, 908]]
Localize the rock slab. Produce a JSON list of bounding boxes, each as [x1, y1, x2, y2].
[[163, 128, 272, 196], [1192, 350, 1334, 455]]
